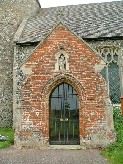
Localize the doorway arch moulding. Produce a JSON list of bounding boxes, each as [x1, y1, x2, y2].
[[41, 73, 86, 103]]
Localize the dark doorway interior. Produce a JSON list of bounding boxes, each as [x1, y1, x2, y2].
[[49, 83, 80, 145]]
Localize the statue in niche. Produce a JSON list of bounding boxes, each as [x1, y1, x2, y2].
[[59, 54, 66, 70]]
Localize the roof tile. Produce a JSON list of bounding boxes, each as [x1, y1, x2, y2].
[[18, 1, 123, 43]]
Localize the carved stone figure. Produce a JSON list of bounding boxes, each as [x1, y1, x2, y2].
[[59, 54, 66, 70]]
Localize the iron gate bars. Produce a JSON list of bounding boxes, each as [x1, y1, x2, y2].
[[49, 83, 80, 145]]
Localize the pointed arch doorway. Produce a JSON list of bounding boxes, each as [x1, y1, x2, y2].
[[49, 82, 80, 145]]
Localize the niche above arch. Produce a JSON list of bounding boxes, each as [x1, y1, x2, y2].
[[55, 51, 69, 71]]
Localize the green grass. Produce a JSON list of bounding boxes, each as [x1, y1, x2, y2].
[[0, 128, 14, 149], [102, 150, 123, 164], [102, 108, 123, 164]]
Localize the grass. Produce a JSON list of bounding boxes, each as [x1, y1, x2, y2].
[[102, 108, 123, 164], [0, 128, 14, 149], [102, 150, 123, 164]]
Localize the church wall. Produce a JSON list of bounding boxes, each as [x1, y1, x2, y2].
[[14, 25, 115, 148], [0, 0, 40, 127]]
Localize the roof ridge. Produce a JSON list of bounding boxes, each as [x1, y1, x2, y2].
[[17, 1, 123, 44], [41, 1, 122, 9]]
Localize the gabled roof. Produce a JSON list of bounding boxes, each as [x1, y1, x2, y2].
[[17, 1, 123, 44], [20, 22, 106, 68]]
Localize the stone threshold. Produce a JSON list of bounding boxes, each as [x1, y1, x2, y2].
[[49, 145, 86, 150]]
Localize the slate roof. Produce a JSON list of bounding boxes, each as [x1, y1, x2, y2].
[[17, 1, 123, 44]]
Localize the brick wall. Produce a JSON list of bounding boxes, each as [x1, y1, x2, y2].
[[15, 24, 115, 148]]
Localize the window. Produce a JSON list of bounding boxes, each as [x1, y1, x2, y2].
[[97, 46, 121, 104]]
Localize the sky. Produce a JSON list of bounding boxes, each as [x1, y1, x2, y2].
[[39, 0, 121, 8]]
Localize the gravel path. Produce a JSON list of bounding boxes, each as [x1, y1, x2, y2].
[[0, 147, 108, 164]]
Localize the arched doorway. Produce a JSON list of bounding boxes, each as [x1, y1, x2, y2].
[[49, 82, 80, 145]]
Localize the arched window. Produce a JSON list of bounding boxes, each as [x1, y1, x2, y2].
[[97, 46, 121, 104]]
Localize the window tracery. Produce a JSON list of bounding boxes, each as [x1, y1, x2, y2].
[[96, 46, 121, 104]]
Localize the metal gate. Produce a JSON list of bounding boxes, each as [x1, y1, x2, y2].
[[49, 83, 80, 145]]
